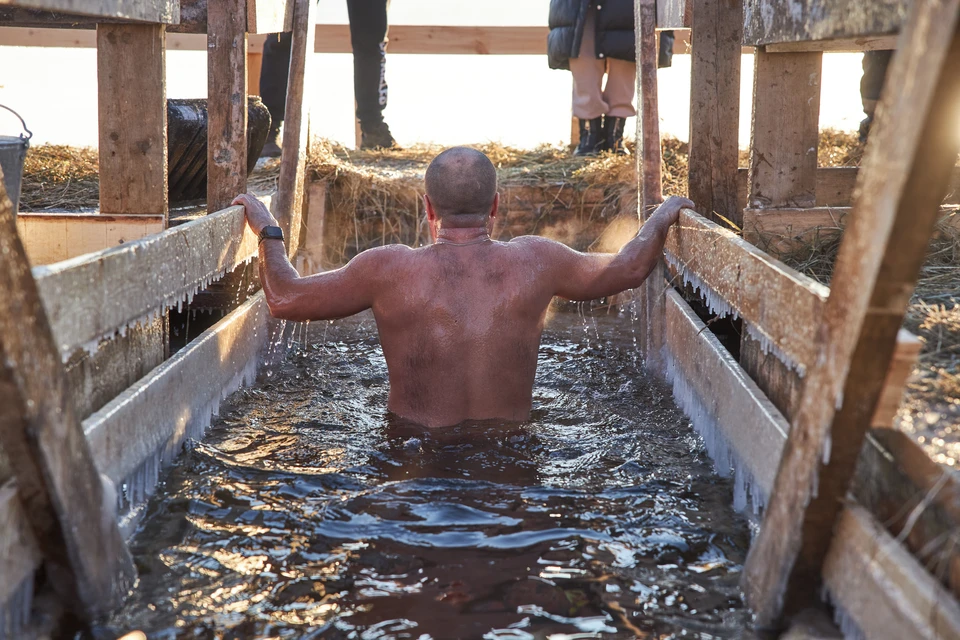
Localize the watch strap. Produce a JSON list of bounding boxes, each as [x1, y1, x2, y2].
[[258, 225, 284, 244]]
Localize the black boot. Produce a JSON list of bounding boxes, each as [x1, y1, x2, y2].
[[360, 120, 398, 150], [574, 117, 604, 156], [260, 122, 282, 158], [604, 116, 628, 155]]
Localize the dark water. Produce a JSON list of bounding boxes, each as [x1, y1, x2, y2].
[[107, 311, 754, 639]]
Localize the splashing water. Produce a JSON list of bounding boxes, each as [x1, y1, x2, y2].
[[105, 312, 755, 638]]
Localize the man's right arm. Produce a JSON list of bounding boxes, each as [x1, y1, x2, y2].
[[536, 196, 693, 301]]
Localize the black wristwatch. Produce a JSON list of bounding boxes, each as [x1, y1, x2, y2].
[[258, 225, 284, 245]]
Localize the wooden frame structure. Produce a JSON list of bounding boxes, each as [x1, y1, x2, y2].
[[0, 0, 316, 634], [640, 0, 960, 635]]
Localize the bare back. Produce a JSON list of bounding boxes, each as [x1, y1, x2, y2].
[[372, 239, 555, 427]]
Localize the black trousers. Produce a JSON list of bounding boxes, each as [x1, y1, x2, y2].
[[260, 0, 390, 128], [861, 50, 893, 107]]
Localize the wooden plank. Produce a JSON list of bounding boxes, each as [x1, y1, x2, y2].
[[823, 504, 960, 639], [83, 292, 268, 500], [742, 0, 909, 46], [274, 0, 315, 258], [747, 50, 822, 209], [0, 480, 40, 609], [665, 289, 789, 498], [32, 197, 267, 360], [737, 167, 859, 210], [657, 0, 691, 28], [766, 35, 898, 52], [688, 0, 742, 225], [742, 0, 960, 626], [743, 205, 960, 255], [665, 208, 830, 371], [0, 0, 178, 23], [247, 0, 291, 34], [248, 50, 262, 99], [207, 0, 248, 212], [15, 213, 164, 266], [0, 183, 134, 618], [97, 24, 168, 221]]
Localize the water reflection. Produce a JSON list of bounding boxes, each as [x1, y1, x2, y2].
[[107, 312, 753, 639]]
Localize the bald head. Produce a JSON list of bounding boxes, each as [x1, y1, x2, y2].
[[424, 147, 498, 221]]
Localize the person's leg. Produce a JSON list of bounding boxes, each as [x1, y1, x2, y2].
[[347, 0, 396, 148], [859, 50, 893, 141], [658, 30, 675, 68], [601, 58, 636, 154], [570, 5, 607, 155], [259, 32, 292, 157]]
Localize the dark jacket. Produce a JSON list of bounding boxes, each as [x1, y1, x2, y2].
[[547, 0, 636, 70]]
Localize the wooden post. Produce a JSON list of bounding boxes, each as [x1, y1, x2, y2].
[[687, 0, 742, 226], [97, 23, 168, 222], [747, 50, 821, 210], [741, 49, 822, 420], [276, 0, 316, 258], [637, 0, 666, 370], [0, 183, 135, 618], [208, 0, 248, 211], [742, 0, 960, 627]]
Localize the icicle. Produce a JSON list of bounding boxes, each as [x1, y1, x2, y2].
[[744, 323, 805, 377], [0, 571, 34, 640], [663, 253, 737, 320], [665, 351, 768, 515]]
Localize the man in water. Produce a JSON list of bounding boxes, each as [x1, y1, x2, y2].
[[234, 147, 692, 427]]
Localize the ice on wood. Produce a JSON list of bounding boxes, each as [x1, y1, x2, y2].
[[665, 351, 768, 515]]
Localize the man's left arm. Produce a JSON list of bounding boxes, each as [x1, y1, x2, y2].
[[234, 193, 387, 322]]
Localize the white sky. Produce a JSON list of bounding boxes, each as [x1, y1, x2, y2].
[[0, 0, 865, 149]]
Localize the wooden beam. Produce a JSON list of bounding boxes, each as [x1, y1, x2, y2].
[[742, 0, 960, 626], [688, 0, 742, 225], [823, 504, 960, 639], [15, 213, 164, 266], [0, 183, 134, 618], [275, 0, 315, 258], [766, 35, 897, 52], [743, 205, 960, 255], [0, 0, 178, 23], [665, 208, 830, 371], [247, 0, 291, 34], [32, 198, 265, 360], [742, 0, 908, 46], [747, 50, 822, 209], [83, 293, 268, 515], [97, 24, 168, 221], [207, 0, 248, 212], [657, 0, 691, 28]]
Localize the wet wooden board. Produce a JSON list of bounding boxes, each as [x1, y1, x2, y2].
[[656, 0, 690, 28], [665, 290, 789, 495], [742, 0, 960, 625], [32, 196, 269, 360], [0, 0, 178, 22], [0, 181, 135, 617], [823, 504, 960, 639], [15, 213, 164, 266], [83, 293, 269, 493], [742, 0, 909, 46], [664, 208, 830, 370]]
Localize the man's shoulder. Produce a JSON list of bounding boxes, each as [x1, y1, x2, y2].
[[507, 235, 566, 250]]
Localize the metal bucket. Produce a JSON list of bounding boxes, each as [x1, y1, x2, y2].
[[0, 104, 32, 214]]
